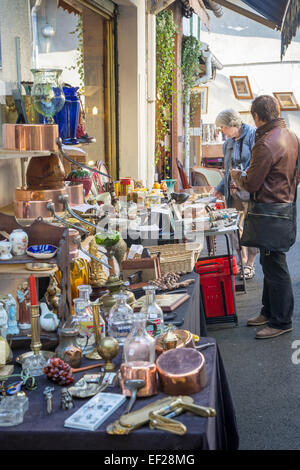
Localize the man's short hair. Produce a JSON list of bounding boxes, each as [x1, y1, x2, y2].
[[251, 95, 280, 122]]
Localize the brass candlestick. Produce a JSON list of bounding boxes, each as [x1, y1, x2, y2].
[[30, 305, 42, 355], [85, 301, 103, 361], [21, 305, 47, 376]]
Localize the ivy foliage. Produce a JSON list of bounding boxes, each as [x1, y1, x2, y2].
[[181, 35, 202, 101], [155, 10, 177, 168]]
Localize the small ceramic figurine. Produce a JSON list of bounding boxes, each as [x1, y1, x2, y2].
[[45, 275, 61, 315], [17, 284, 31, 330], [5, 294, 19, 336], [61, 387, 74, 410], [89, 238, 108, 288], [39, 302, 60, 332], [0, 302, 8, 338]]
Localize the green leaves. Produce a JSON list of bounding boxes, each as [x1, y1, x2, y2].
[[181, 35, 201, 101]]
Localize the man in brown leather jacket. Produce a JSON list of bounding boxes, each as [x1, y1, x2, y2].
[[231, 95, 298, 339]]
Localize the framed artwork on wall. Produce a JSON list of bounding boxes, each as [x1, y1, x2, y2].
[[191, 86, 208, 114], [273, 92, 299, 111], [239, 111, 255, 126], [230, 76, 253, 100]]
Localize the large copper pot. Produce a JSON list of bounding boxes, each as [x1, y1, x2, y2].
[[156, 348, 206, 395]]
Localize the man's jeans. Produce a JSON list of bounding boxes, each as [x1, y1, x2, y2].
[[260, 250, 294, 330]]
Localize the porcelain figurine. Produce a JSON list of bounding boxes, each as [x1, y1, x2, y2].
[[5, 294, 19, 336], [39, 302, 60, 332], [17, 284, 31, 329], [9, 229, 28, 256], [0, 302, 8, 338]]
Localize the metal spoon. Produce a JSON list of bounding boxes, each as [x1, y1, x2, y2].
[[124, 379, 145, 414]]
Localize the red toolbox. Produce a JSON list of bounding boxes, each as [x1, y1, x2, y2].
[[195, 256, 238, 323]]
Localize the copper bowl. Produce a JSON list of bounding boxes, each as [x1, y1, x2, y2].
[[156, 348, 206, 395], [120, 361, 158, 397], [155, 329, 195, 356]]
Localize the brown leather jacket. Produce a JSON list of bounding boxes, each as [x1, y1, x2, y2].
[[235, 118, 299, 203]]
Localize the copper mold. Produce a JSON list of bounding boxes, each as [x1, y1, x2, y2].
[[156, 348, 206, 395], [2, 123, 59, 151], [120, 361, 158, 397]]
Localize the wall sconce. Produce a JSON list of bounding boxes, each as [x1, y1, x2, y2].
[[92, 106, 98, 115]]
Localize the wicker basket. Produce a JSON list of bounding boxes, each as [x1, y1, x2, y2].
[[145, 242, 202, 275]]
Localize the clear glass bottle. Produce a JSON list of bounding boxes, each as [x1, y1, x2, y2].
[[123, 312, 156, 363], [108, 293, 133, 345], [72, 294, 95, 354], [141, 286, 164, 337]]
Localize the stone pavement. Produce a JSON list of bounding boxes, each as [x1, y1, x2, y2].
[[205, 201, 300, 450]]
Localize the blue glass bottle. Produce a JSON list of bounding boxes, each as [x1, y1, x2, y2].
[[54, 86, 80, 144]]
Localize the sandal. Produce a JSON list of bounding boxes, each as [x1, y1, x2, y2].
[[240, 265, 255, 280]]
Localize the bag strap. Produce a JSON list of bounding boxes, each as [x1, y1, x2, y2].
[[292, 136, 300, 202]]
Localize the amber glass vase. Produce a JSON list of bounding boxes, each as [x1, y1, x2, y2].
[[55, 258, 89, 313]]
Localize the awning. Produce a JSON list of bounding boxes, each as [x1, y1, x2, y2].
[[241, 0, 288, 29], [281, 0, 300, 59], [213, 0, 300, 59]]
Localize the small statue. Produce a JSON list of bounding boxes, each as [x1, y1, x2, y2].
[[39, 302, 60, 332], [61, 387, 74, 410], [88, 238, 108, 288], [0, 302, 8, 338], [17, 283, 31, 330], [45, 275, 61, 316], [5, 294, 19, 336]]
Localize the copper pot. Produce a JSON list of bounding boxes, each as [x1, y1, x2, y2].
[[156, 348, 206, 395], [66, 183, 85, 206], [14, 200, 53, 219], [15, 187, 66, 213], [120, 361, 158, 397], [2, 123, 58, 151]]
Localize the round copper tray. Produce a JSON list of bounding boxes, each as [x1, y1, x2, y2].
[[155, 329, 195, 356]]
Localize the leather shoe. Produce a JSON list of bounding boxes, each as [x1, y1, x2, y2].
[[247, 314, 268, 326], [255, 327, 292, 339]]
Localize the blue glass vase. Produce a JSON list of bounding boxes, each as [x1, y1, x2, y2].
[[54, 87, 80, 145]]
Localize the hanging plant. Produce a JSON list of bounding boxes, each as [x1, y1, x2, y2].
[[181, 35, 202, 100], [155, 10, 177, 171]]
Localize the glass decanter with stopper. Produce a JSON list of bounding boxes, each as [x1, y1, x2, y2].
[[72, 285, 94, 354], [140, 285, 164, 337], [123, 312, 156, 363], [108, 293, 133, 345]]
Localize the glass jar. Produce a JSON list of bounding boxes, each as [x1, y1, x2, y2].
[[123, 312, 156, 363], [72, 285, 94, 353], [140, 286, 164, 337], [31, 68, 65, 124], [107, 293, 133, 345]]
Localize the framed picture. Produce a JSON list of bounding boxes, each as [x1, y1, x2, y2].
[[273, 92, 299, 111], [191, 86, 208, 114], [239, 111, 255, 126], [230, 76, 253, 100]]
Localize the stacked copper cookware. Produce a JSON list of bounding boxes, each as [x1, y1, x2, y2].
[[3, 124, 84, 219]]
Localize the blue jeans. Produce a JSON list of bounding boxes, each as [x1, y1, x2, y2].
[[260, 250, 294, 330]]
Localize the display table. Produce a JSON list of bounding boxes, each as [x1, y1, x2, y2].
[[0, 337, 239, 451]]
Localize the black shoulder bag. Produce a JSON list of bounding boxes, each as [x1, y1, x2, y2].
[[241, 138, 300, 252]]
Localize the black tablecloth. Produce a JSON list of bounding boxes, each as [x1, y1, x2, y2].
[[0, 336, 238, 450]]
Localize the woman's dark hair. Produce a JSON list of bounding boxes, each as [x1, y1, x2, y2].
[[251, 95, 280, 122]]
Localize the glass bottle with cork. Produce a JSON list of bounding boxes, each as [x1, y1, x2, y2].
[[140, 285, 164, 337]]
